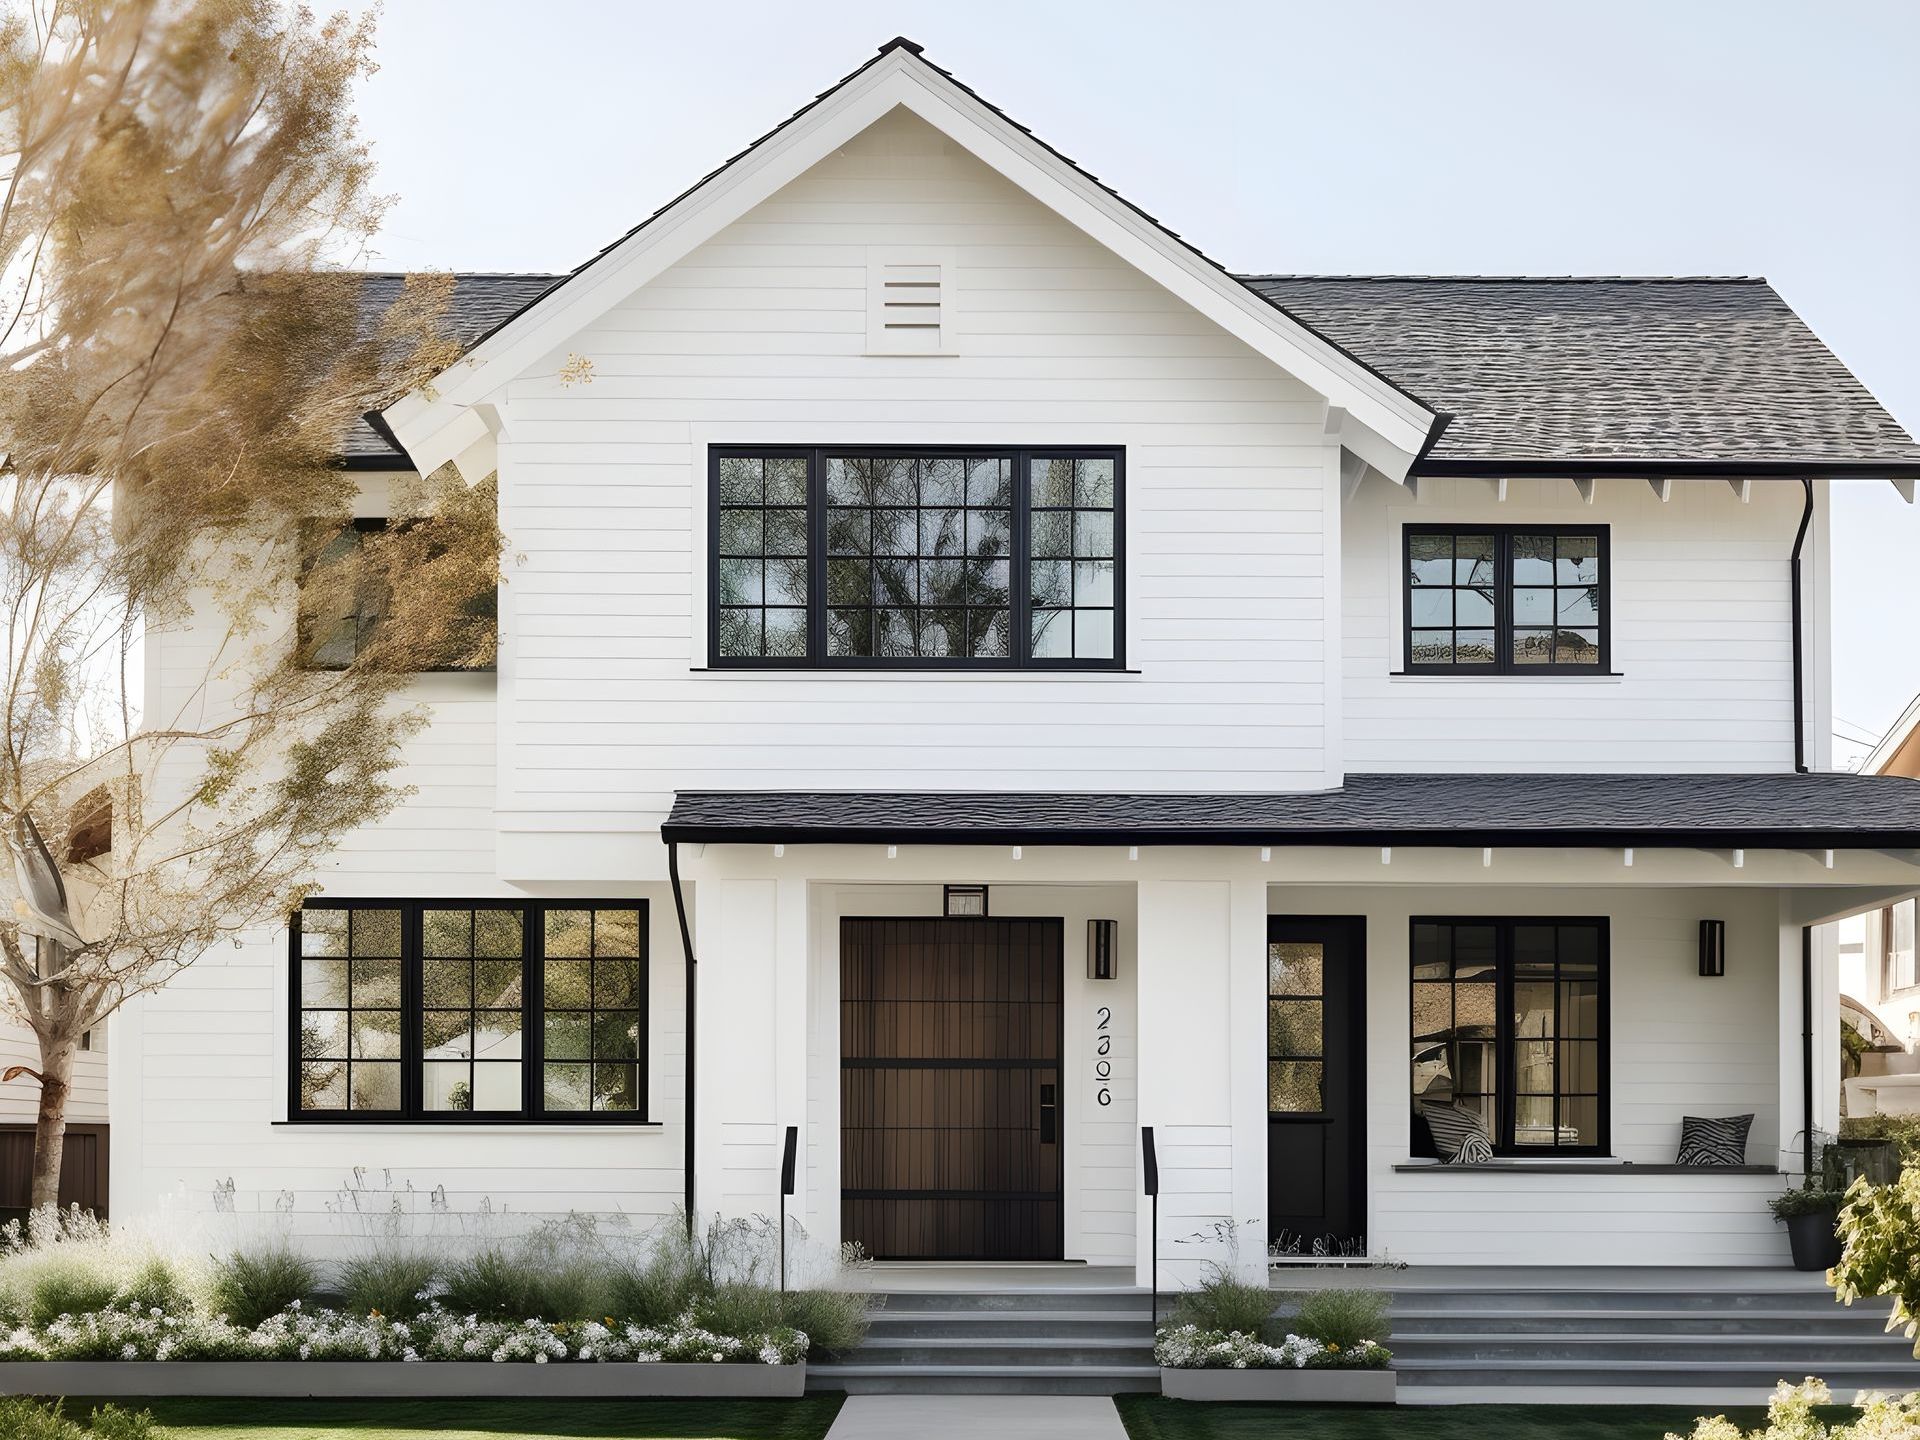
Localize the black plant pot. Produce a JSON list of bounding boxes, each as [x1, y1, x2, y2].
[[1784, 1207, 1842, 1272]]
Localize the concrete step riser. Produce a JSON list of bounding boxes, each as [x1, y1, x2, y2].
[[1393, 1340, 1918, 1364], [1403, 1367, 1920, 1390], [868, 1319, 1154, 1341], [819, 1374, 1162, 1395], [850, 1344, 1157, 1368], [1393, 1315, 1890, 1337], [1376, 1291, 1888, 1315], [872, 1293, 1149, 1314]]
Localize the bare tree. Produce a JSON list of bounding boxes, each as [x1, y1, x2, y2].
[[0, 1, 498, 1208]]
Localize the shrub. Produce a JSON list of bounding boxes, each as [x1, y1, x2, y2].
[[1832, 1169, 1920, 1355], [1840, 1114, 1920, 1167], [209, 1240, 322, 1329], [24, 1261, 120, 1328], [693, 1281, 782, 1339], [0, 1399, 157, 1440], [1664, 1378, 1920, 1440], [607, 1247, 700, 1327], [1769, 1181, 1848, 1221], [1154, 1322, 1391, 1370], [440, 1218, 613, 1321], [338, 1249, 442, 1319], [1169, 1273, 1276, 1338], [781, 1286, 871, 1353], [1290, 1286, 1390, 1349]]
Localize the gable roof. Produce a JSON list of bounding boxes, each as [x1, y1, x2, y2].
[[1245, 275, 1920, 475], [374, 37, 1440, 483]]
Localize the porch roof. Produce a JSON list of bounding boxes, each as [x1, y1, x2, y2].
[[662, 771, 1920, 849]]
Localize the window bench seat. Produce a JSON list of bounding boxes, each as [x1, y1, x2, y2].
[[1392, 1161, 1783, 1175]]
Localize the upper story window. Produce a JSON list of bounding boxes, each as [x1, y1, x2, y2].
[[297, 518, 498, 672], [1403, 525, 1609, 674], [1884, 898, 1917, 994], [710, 447, 1122, 669], [1410, 917, 1609, 1156], [291, 900, 648, 1123]]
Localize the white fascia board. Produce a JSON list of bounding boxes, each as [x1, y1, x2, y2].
[[381, 50, 1436, 470], [1863, 691, 1920, 775]]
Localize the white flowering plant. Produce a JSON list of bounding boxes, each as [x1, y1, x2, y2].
[[1667, 1379, 1920, 1440], [1153, 1322, 1391, 1371]]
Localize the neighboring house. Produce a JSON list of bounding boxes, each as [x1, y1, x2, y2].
[[1, 1016, 109, 1224], [107, 38, 1920, 1279], [1837, 697, 1920, 1088]]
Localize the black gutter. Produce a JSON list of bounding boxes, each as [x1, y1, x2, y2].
[[1790, 477, 1815, 774], [666, 841, 698, 1236], [1411, 458, 1920, 480], [1802, 926, 1815, 1178]]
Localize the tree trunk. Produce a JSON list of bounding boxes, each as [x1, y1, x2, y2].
[[29, 1034, 76, 1212]]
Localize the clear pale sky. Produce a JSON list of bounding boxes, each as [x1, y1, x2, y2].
[[350, 0, 1920, 765]]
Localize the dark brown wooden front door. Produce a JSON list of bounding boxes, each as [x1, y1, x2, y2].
[[840, 917, 1063, 1261]]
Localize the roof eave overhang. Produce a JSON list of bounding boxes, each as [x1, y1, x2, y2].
[[1411, 456, 1920, 480], [378, 45, 1438, 483]]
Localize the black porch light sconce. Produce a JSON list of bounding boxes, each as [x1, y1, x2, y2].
[[943, 884, 988, 917], [1699, 919, 1726, 977], [1088, 918, 1118, 980]]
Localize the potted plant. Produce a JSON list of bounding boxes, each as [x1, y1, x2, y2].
[[1770, 1179, 1848, 1271]]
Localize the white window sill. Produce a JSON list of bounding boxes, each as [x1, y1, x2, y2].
[[1393, 1158, 1781, 1175], [272, 1122, 663, 1135], [689, 668, 1142, 680], [1387, 672, 1624, 684]]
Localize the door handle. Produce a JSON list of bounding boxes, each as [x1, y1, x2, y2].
[[1039, 1082, 1057, 1144]]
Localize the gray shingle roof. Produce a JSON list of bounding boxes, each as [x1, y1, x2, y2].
[[1240, 275, 1920, 471], [345, 272, 561, 460], [347, 272, 1920, 474], [662, 772, 1920, 848]]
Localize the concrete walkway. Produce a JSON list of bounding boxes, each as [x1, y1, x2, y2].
[[824, 1395, 1128, 1440]]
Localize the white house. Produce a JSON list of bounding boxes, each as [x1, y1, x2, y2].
[[108, 38, 1920, 1299]]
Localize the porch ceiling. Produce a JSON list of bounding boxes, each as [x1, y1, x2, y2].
[[662, 772, 1920, 850]]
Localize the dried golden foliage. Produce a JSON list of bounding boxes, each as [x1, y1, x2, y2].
[[0, 1, 498, 1204]]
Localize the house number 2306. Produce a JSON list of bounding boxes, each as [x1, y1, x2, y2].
[[1094, 1006, 1113, 1107]]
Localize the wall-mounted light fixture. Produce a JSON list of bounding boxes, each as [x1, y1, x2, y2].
[[1698, 919, 1726, 977], [943, 884, 988, 917], [1088, 918, 1118, 980]]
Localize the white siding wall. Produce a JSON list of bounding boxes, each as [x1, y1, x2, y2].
[[1274, 882, 1789, 1266], [495, 105, 1338, 848], [1343, 474, 1823, 772], [0, 1018, 107, 1126]]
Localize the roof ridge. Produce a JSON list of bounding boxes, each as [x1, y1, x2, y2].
[[1238, 274, 1768, 285]]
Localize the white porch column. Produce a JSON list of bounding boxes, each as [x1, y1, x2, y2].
[[1810, 922, 1842, 1140], [693, 872, 808, 1224], [1136, 877, 1268, 1287]]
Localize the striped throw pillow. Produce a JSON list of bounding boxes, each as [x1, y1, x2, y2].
[[1675, 1114, 1752, 1166], [1422, 1103, 1494, 1165]]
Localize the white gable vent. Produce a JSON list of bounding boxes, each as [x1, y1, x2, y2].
[[867, 249, 957, 355]]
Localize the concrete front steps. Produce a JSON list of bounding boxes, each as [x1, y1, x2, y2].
[[809, 1286, 1159, 1395], [1282, 1268, 1920, 1406]]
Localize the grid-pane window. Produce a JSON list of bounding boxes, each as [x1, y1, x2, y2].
[[825, 454, 1012, 659], [292, 901, 647, 1123], [297, 907, 404, 1113], [1889, 900, 1917, 993], [541, 908, 645, 1114], [715, 455, 810, 659], [1410, 917, 1607, 1155], [710, 448, 1122, 668], [420, 906, 526, 1114], [1029, 457, 1117, 661], [1268, 940, 1325, 1114], [1404, 526, 1609, 674]]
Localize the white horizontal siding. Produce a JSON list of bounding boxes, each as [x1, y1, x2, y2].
[[1342, 475, 1811, 772], [0, 1018, 107, 1126], [495, 107, 1333, 825]]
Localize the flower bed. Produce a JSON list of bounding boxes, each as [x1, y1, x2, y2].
[[1154, 1324, 1395, 1403]]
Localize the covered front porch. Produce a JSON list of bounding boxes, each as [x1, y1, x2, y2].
[[665, 776, 1920, 1287]]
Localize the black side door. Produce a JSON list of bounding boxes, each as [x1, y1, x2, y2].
[[1267, 916, 1367, 1255]]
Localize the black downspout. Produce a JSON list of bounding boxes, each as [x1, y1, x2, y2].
[[668, 840, 698, 1235], [1802, 925, 1815, 1179], [1790, 477, 1814, 773]]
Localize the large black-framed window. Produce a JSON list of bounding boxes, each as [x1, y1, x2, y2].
[[1403, 525, 1609, 674], [1409, 917, 1609, 1155], [297, 517, 499, 673], [291, 899, 649, 1123], [709, 446, 1124, 669]]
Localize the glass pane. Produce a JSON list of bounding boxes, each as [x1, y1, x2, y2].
[[1269, 942, 1323, 996], [1455, 630, 1495, 664], [471, 1063, 523, 1112], [594, 957, 642, 1008], [422, 1010, 473, 1058], [1511, 535, 1554, 584], [716, 608, 761, 658], [1031, 609, 1071, 658], [1074, 611, 1115, 660], [424, 1060, 473, 1112], [421, 911, 473, 959], [1074, 560, 1115, 607], [545, 959, 593, 1008], [1408, 534, 1452, 585], [1030, 560, 1070, 608], [1077, 459, 1116, 508], [476, 960, 521, 1007], [351, 1010, 402, 1060], [1456, 587, 1495, 626], [718, 456, 763, 504], [1454, 982, 1496, 1037], [1557, 589, 1598, 627], [1513, 981, 1556, 1038], [351, 958, 401, 1009], [1560, 978, 1602, 1038], [1513, 1035, 1554, 1095], [300, 909, 347, 957], [767, 457, 807, 506], [302, 959, 349, 1010], [351, 909, 403, 957], [594, 1064, 640, 1112], [1512, 629, 1554, 665], [1512, 1093, 1556, 1145], [1555, 629, 1600, 666], [1268, 1059, 1324, 1113], [1455, 535, 1494, 584], [1269, 999, 1323, 1057], [1560, 1040, 1601, 1092], [474, 909, 523, 958], [1557, 535, 1600, 583], [1410, 631, 1452, 665], [1512, 587, 1554, 624], [1410, 589, 1451, 626], [474, 1009, 522, 1060], [1561, 1094, 1600, 1147], [544, 1063, 591, 1112], [544, 910, 592, 959], [1073, 511, 1114, 559], [1411, 983, 1452, 1040], [763, 558, 806, 607], [966, 458, 1011, 507], [422, 959, 471, 1009], [300, 1010, 346, 1061], [1033, 459, 1076, 508], [1029, 511, 1071, 556], [349, 1062, 401, 1111], [544, 1011, 591, 1061], [299, 1061, 347, 1111], [592, 1011, 642, 1061], [1411, 1042, 1451, 1101], [593, 910, 643, 958]]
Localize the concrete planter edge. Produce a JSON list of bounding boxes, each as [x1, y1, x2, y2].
[[1160, 1365, 1396, 1403], [0, 1359, 806, 1399]]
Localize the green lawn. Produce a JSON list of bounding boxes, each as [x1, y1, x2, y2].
[[59, 1396, 844, 1440], [1114, 1397, 1807, 1440]]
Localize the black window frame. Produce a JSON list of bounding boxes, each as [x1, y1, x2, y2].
[[287, 898, 652, 1125], [1401, 524, 1611, 675], [1408, 915, 1611, 1157], [706, 445, 1126, 671]]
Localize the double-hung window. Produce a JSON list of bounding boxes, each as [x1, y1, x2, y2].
[[1403, 525, 1609, 673], [291, 900, 648, 1122], [1410, 917, 1608, 1155], [710, 447, 1123, 668]]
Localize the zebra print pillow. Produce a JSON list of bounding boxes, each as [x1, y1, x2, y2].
[[1675, 1113, 1753, 1166], [1422, 1103, 1494, 1165]]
